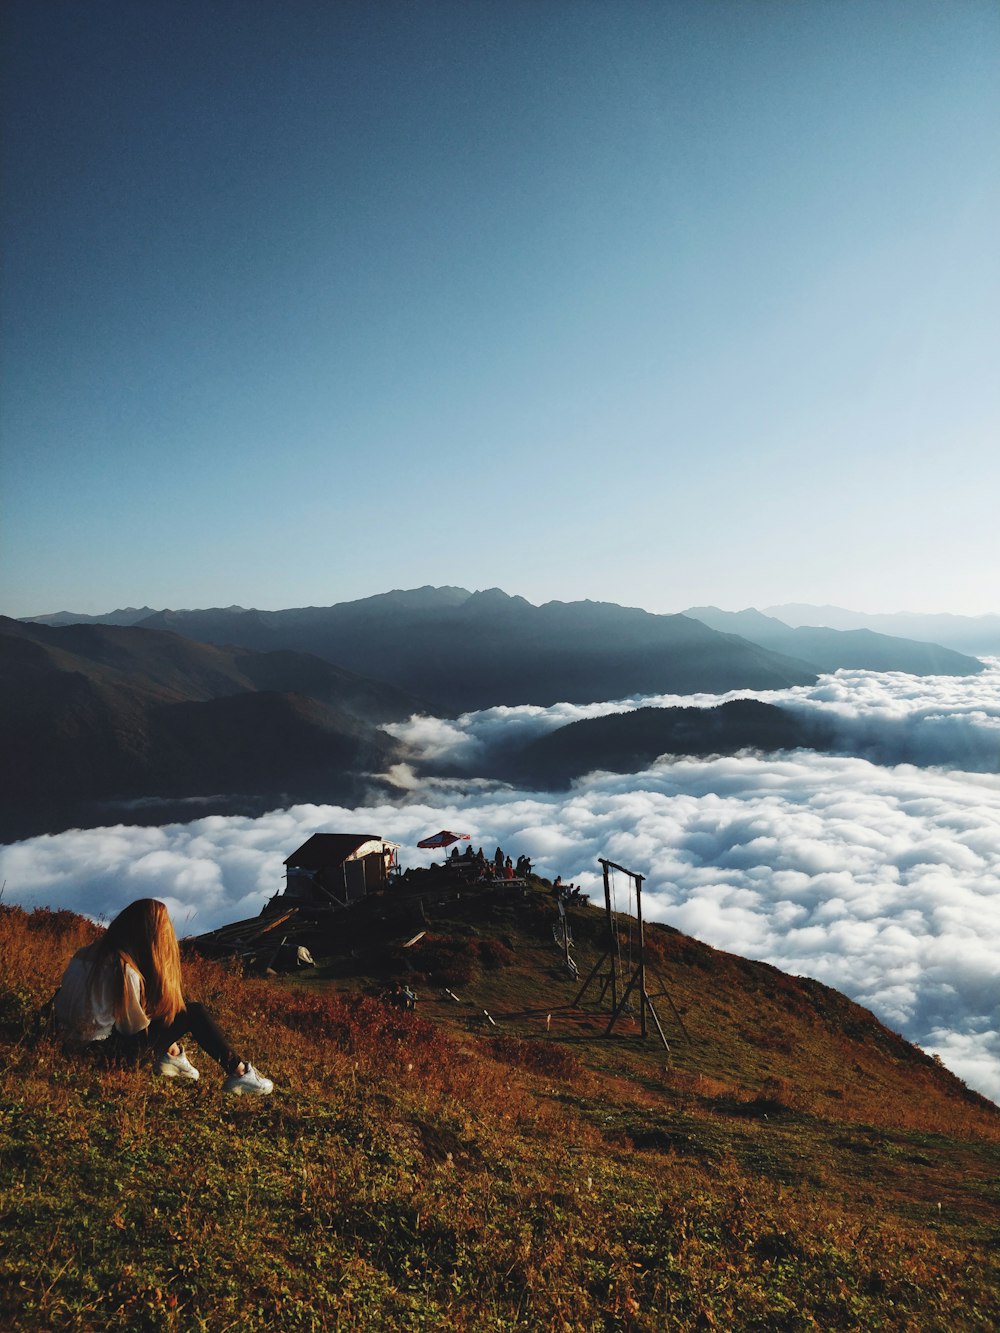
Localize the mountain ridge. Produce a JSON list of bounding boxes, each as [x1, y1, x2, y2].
[[0, 617, 418, 841], [123, 591, 823, 712], [507, 698, 831, 787], [19, 588, 986, 693], [684, 605, 984, 677], [22, 588, 1000, 651], [763, 603, 1000, 656]]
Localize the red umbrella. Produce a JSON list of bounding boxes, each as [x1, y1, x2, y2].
[[416, 830, 471, 849]]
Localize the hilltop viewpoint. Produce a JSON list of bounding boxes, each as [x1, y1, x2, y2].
[[2, 861, 998, 1331]]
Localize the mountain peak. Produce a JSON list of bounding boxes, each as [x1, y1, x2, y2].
[[462, 588, 534, 614], [467, 587, 514, 602], [685, 606, 791, 634]]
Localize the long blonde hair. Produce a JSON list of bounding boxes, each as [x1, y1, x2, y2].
[[93, 899, 185, 1025]]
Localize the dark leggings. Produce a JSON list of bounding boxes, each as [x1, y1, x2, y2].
[[102, 1002, 241, 1073]]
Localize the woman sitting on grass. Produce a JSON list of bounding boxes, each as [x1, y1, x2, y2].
[[54, 898, 273, 1096]]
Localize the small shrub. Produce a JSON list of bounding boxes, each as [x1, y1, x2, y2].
[[477, 938, 515, 970], [402, 936, 480, 988], [0, 985, 37, 1038], [709, 1092, 795, 1119], [487, 1035, 581, 1081]]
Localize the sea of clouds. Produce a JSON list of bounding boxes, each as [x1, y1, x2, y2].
[[381, 661, 1000, 776], [3, 664, 999, 1102]]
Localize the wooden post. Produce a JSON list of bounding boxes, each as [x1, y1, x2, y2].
[[635, 872, 647, 1039], [573, 861, 617, 1009], [603, 860, 619, 1013], [573, 857, 688, 1052], [597, 858, 670, 1051]]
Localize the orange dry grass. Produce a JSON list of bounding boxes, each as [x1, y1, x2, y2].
[[3, 903, 1000, 1333], [0, 904, 99, 1000]]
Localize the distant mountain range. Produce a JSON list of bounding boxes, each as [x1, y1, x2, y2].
[[22, 606, 162, 628], [17, 586, 986, 713], [762, 604, 1000, 657], [20, 589, 821, 711], [5, 589, 988, 841], [682, 607, 983, 676]]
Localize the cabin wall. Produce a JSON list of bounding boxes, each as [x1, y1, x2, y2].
[[285, 867, 319, 901], [344, 860, 366, 901], [363, 851, 389, 891], [284, 841, 398, 904]]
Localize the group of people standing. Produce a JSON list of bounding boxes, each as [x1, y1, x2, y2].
[[551, 875, 585, 904], [448, 844, 532, 881]]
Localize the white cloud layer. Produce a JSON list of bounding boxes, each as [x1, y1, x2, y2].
[[3, 666, 999, 1104], [385, 659, 1000, 775]]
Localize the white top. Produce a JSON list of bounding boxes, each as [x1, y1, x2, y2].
[[54, 945, 149, 1042]]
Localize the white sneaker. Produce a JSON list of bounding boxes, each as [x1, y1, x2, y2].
[[223, 1062, 273, 1096], [156, 1047, 200, 1080]]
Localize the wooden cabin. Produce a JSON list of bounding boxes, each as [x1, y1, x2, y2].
[[283, 834, 400, 907]]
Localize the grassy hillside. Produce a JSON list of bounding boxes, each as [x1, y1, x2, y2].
[[2, 883, 999, 1331]]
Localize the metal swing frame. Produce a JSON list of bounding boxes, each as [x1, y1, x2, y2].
[[572, 857, 690, 1049]]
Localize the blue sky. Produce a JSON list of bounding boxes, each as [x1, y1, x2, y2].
[[2, 0, 998, 618]]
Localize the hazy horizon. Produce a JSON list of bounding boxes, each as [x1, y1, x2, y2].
[[13, 586, 1000, 622]]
